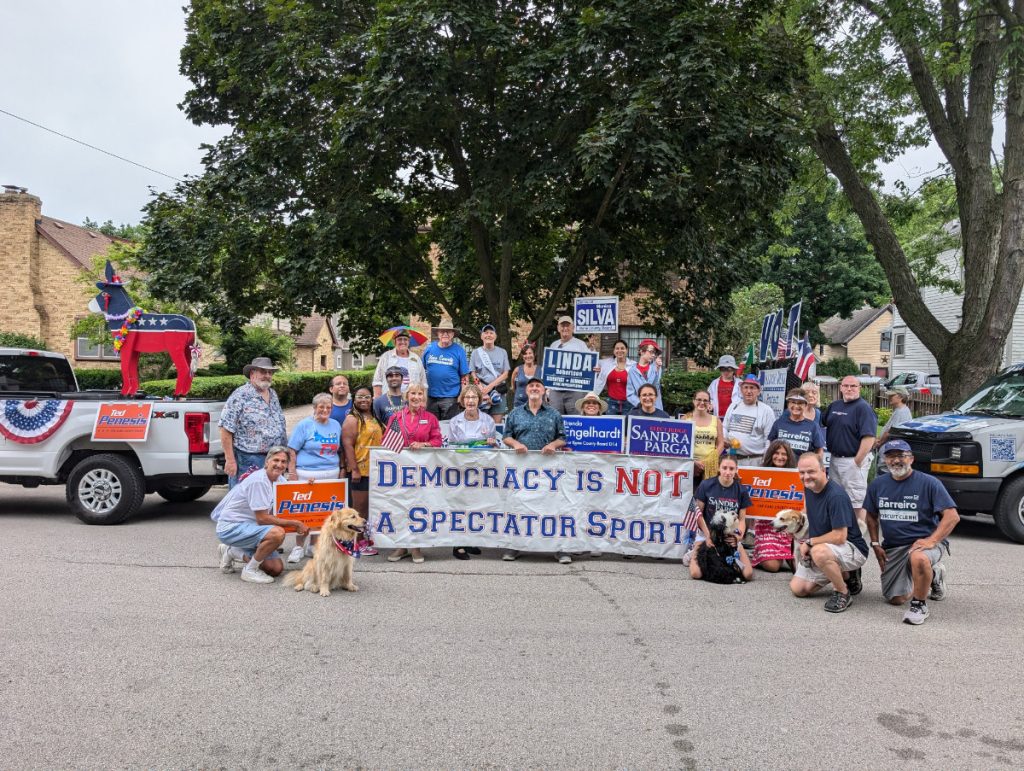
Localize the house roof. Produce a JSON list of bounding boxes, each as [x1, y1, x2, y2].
[[35, 216, 121, 269], [819, 304, 893, 345], [293, 314, 340, 349]]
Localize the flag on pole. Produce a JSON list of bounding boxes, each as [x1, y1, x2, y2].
[[381, 422, 406, 453], [737, 342, 755, 377], [794, 332, 816, 381], [682, 499, 702, 533], [768, 308, 784, 359]]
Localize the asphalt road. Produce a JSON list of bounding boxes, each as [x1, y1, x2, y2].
[[1, 483, 1023, 770]]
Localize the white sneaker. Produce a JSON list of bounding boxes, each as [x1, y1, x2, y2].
[[682, 549, 693, 567], [287, 546, 305, 564], [903, 600, 929, 625], [218, 543, 235, 573], [240, 564, 274, 584]]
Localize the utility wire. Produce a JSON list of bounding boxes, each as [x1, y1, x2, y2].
[[0, 107, 183, 183]]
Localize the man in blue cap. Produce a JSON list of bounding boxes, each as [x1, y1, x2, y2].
[[722, 374, 776, 467], [864, 439, 960, 625]]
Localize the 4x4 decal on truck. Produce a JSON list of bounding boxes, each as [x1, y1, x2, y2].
[[0, 399, 73, 444]]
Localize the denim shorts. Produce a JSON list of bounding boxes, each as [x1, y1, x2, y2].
[[229, 450, 266, 489], [216, 520, 275, 554]]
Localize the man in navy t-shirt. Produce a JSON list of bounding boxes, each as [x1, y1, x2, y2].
[[790, 452, 869, 613], [769, 389, 825, 455], [823, 376, 878, 520], [423, 320, 470, 420], [864, 439, 960, 625]]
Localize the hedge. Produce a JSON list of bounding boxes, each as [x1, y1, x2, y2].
[[139, 369, 373, 407], [74, 368, 124, 390], [661, 368, 717, 415]]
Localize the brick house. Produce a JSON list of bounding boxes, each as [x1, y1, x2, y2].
[[0, 186, 123, 368]]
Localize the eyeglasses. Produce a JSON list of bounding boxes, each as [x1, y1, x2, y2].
[[841, 383, 860, 388], [694, 398, 710, 403]]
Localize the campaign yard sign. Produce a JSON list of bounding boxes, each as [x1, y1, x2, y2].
[[736, 467, 804, 519], [563, 415, 625, 453], [626, 416, 693, 459], [761, 368, 789, 416], [574, 295, 619, 333], [275, 479, 350, 532], [542, 348, 598, 392], [91, 402, 153, 442]]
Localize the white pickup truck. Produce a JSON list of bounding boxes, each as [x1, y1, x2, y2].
[[0, 348, 227, 524]]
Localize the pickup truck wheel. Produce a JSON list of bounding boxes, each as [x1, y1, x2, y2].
[[993, 476, 1024, 544], [66, 454, 145, 525], [155, 484, 212, 503]]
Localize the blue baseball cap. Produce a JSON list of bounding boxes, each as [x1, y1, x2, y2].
[[741, 374, 761, 389], [881, 439, 912, 455]]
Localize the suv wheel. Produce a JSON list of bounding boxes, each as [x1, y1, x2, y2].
[[993, 476, 1024, 544]]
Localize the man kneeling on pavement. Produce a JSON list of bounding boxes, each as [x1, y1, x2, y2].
[[864, 439, 959, 625], [790, 452, 870, 612]]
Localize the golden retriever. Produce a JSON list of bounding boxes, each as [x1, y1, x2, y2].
[[283, 507, 367, 596]]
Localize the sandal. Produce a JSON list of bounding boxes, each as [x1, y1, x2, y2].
[[453, 547, 471, 561], [411, 549, 425, 564], [387, 549, 410, 562]]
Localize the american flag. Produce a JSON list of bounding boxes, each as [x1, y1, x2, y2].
[[381, 422, 406, 453], [794, 332, 816, 381], [682, 499, 702, 533]]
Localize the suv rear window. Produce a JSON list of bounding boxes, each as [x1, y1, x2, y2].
[[0, 355, 77, 393]]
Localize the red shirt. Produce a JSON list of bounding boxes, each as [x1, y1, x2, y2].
[[717, 379, 735, 416], [607, 368, 628, 401]]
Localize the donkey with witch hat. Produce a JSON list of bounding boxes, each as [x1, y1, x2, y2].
[[89, 260, 198, 397]]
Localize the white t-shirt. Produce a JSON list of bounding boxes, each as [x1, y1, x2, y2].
[[448, 411, 496, 443], [372, 350, 427, 393], [211, 469, 275, 528], [722, 400, 776, 457]]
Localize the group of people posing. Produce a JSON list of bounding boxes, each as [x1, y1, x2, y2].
[[211, 330, 957, 626]]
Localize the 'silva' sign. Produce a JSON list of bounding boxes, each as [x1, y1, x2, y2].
[[574, 295, 619, 333]]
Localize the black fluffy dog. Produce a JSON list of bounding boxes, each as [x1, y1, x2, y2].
[[696, 512, 747, 584]]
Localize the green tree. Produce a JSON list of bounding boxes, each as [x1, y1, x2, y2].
[[719, 282, 785, 356], [752, 183, 890, 342], [791, 1, 1024, 408], [82, 218, 147, 241], [0, 331, 48, 349], [221, 323, 295, 373], [140, 0, 800, 363]]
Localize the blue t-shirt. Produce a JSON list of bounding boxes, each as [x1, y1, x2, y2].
[[768, 415, 825, 454], [329, 401, 352, 425], [805, 479, 869, 556], [694, 477, 753, 528], [287, 416, 342, 471], [823, 398, 877, 456], [864, 470, 956, 548], [423, 342, 470, 398], [373, 394, 404, 426]]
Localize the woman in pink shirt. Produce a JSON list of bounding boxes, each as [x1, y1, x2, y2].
[[385, 384, 441, 563]]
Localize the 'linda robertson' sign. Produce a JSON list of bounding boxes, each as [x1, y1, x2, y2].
[[541, 348, 598, 392], [626, 416, 693, 459]]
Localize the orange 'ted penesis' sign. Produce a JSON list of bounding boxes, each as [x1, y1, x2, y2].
[[275, 479, 350, 532], [92, 402, 154, 442], [736, 466, 805, 520]]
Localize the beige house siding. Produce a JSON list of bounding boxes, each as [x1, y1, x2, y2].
[[818, 310, 894, 375]]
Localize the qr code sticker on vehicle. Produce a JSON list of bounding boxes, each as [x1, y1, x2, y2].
[[990, 435, 1016, 462]]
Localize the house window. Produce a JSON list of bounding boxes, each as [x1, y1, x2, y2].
[[860, 363, 871, 374], [880, 330, 891, 352], [75, 337, 119, 361], [320, 355, 327, 369], [894, 333, 905, 357], [352, 353, 364, 369], [335, 353, 344, 370]]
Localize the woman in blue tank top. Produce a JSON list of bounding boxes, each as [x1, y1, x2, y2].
[[510, 342, 538, 408]]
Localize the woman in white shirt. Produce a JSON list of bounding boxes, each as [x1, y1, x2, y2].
[[448, 384, 497, 560]]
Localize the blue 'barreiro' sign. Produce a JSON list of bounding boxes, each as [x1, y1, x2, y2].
[[627, 416, 693, 458], [542, 349, 598, 392], [563, 415, 625, 453]]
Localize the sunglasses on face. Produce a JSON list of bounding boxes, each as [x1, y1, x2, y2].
[[694, 398, 709, 403]]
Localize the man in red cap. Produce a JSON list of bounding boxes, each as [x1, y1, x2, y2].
[[626, 338, 664, 411]]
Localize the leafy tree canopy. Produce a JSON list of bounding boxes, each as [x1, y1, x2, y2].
[[140, 0, 800, 362], [718, 281, 784, 356]]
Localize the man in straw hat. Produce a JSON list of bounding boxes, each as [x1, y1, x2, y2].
[[219, 357, 288, 488], [423, 318, 470, 420]]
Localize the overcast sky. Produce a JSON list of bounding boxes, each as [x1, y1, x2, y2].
[[1, 2, 957, 229]]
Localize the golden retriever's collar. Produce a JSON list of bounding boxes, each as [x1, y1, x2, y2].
[[333, 535, 374, 558]]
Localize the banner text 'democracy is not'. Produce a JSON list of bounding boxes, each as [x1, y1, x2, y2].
[[369, 448, 694, 558]]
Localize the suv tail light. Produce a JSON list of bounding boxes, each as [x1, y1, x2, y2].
[[184, 412, 210, 454]]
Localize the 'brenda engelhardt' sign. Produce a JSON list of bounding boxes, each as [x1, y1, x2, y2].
[[574, 295, 619, 333], [761, 368, 789, 416], [627, 416, 693, 458], [542, 348, 598, 392], [369, 448, 694, 557], [736, 467, 804, 519], [563, 415, 625, 453]]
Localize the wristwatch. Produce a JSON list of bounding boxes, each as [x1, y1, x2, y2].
[[806, 538, 813, 548], [871, 540, 881, 547]]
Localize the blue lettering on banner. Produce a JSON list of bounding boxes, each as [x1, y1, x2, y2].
[[574, 295, 619, 333], [563, 415, 625, 453], [542, 349, 598, 392], [376, 511, 395, 533], [626, 417, 694, 459]]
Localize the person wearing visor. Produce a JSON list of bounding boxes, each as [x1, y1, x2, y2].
[[864, 439, 960, 625], [470, 323, 511, 425], [708, 354, 743, 417]]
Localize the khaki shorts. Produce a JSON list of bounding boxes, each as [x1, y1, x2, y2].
[[828, 454, 872, 508], [794, 541, 868, 587]]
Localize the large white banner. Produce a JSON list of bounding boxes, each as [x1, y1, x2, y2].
[[369, 448, 694, 558]]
